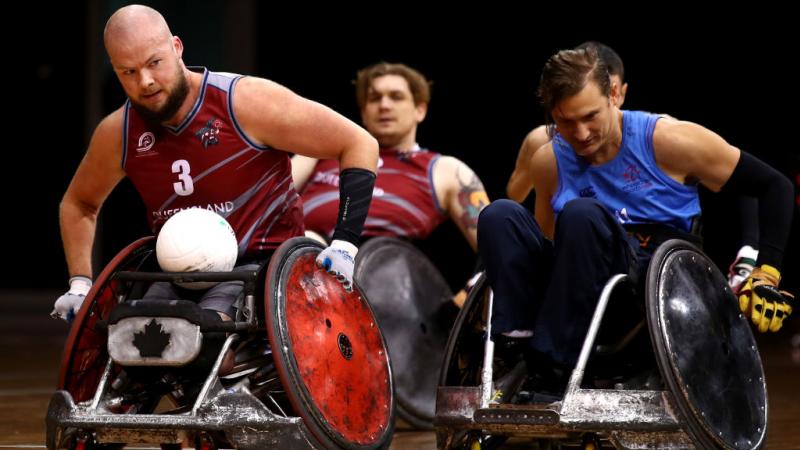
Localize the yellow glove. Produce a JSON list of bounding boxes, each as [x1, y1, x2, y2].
[[738, 265, 794, 332]]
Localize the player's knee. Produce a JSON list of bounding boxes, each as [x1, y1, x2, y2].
[[558, 198, 607, 228], [478, 199, 526, 233]]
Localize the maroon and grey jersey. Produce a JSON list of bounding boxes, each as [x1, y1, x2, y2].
[[123, 68, 304, 259], [300, 147, 447, 239]]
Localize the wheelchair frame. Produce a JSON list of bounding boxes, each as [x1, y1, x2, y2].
[[47, 237, 395, 450], [435, 239, 766, 450]]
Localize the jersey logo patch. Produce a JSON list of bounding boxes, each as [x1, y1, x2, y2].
[[579, 186, 597, 198], [136, 132, 155, 153], [195, 118, 223, 148], [622, 164, 652, 193]]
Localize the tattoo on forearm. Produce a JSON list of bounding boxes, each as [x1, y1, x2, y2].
[[456, 166, 489, 230]]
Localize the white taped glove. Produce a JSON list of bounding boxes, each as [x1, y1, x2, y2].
[[316, 240, 358, 292], [51, 276, 92, 322]]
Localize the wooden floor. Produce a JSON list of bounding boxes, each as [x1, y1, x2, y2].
[[1, 289, 798, 449]]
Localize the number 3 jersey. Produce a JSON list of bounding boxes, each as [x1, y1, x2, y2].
[[122, 68, 304, 259]]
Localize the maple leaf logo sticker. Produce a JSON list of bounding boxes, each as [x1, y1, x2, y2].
[[133, 319, 171, 357]]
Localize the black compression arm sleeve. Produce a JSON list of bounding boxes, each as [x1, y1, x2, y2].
[[735, 196, 760, 247], [720, 151, 793, 268], [331, 168, 376, 246]]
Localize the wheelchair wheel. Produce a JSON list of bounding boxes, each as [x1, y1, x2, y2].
[[646, 239, 767, 450], [439, 274, 516, 391], [266, 237, 395, 450], [354, 236, 454, 429], [437, 274, 507, 450], [58, 237, 155, 402], [440, 274, 489, 387]]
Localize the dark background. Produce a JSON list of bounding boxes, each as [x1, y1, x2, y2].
[[13, 1, 798, 294]]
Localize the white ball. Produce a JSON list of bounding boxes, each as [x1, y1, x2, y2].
[[156, 209, 238, 289]]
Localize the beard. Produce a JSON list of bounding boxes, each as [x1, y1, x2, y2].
[[130, 68, 190, 126]]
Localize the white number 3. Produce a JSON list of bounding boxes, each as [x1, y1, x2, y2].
[[172, 159, 194, 196]]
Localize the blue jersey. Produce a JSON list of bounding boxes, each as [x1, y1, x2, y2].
[[551, 110, 700, 233]]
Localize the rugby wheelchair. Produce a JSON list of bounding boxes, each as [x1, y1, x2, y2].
[[46, 237, 395, 450], [435, 239, 768, 449]]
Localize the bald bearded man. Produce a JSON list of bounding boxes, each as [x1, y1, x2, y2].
[[52, 4, 378, 323]]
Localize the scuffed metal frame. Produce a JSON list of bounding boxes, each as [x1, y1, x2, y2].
[[47, 239, 328, 450], [435, 274, 695, 450], [47, 306, 322, 450]]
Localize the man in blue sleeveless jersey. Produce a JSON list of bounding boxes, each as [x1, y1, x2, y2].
[[507, 42, 760, 294], [479, 47, 795, 397], [506, 41, 628, 204]]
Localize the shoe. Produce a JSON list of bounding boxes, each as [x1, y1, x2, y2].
[[518, 350, 569, 403], [491, 360, 528, 404], [516, 389, 563, 405], [515, 374, 567, 404], [613, 368, 663, 390], [492, 334, 531, 372]]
